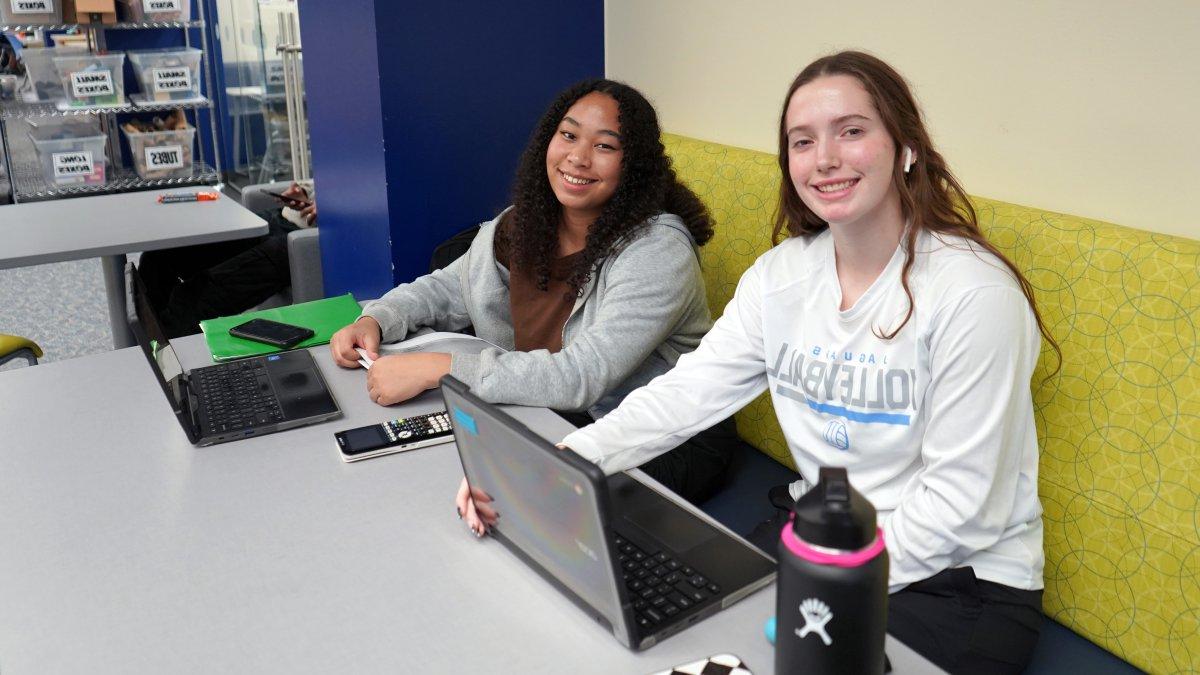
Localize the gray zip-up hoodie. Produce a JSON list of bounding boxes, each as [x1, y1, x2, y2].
[[361, 209, 712, 418]]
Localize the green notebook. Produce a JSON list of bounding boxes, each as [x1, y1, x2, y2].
[[200, 293, 363, 361]]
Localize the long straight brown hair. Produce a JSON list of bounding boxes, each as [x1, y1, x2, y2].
[[772, 51, 1060, 371]]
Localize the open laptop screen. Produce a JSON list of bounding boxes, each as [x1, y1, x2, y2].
[[443, 382, 625, 631], [126, 263, 187, 413]]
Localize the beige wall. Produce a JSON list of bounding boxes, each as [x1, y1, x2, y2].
[[606, 1, 1199, 239]]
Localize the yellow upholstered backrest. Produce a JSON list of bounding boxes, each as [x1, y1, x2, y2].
[[974, 197, 1199, 673], [663, 133, 1200, 673], [664, 134, 793, 467]]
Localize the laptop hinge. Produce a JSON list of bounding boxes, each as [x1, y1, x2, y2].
[[179, 374, 203, 442]]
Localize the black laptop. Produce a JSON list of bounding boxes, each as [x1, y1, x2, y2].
[[440, 376, 776, 650], [126, 263, 341, 446]]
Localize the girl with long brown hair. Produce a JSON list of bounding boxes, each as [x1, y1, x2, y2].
[[561, 52, 1055, 672]]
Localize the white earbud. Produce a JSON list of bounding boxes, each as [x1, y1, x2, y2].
[[903, 146, 914, 174]]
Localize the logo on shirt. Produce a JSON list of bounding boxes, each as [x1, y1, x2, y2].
[[823, 420, 850, 450], [767, 342, 914, 427]]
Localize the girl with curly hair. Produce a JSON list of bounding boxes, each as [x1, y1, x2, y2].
[[558, 53, 1059, 672], [331, 79, 741, 504]]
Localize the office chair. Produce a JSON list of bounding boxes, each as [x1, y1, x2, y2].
[[0, 333, 42, 368]]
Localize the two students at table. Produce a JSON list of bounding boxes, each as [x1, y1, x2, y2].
[[330, 51, 1060, 673]]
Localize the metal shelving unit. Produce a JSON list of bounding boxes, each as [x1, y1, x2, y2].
[[0, 96, 211, 119], [8, 158, 218, 201], [0, 10, 222, 204], [0, 20, 202, 31]]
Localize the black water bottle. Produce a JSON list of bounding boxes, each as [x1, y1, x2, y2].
[[775, 466, 888, 674]]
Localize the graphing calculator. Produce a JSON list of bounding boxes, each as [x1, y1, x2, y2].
[[335, 411, 454, 462]]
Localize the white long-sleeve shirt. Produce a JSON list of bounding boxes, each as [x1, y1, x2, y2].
[[563, 229, 1044, 592]]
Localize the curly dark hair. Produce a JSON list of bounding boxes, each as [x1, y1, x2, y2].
[[502, 78, 713, 294]]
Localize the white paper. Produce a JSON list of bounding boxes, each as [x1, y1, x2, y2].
[[355, 347, 373, 370], [378, 331, 504, 357]]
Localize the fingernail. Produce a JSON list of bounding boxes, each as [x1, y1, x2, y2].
[[456, 507, 462, 519]]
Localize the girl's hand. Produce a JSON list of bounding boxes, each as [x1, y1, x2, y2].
[[455, 476, 497, 537], [298, 203, 317, 225], [330, 316, 381, 368], [365, 352, 452, 406]]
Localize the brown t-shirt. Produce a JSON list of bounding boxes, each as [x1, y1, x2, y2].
[[495, 222, 581, 353]]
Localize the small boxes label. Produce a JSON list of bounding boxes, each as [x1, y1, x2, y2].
[[71, 71, 114, 98], [145, 144, 185, 171], [152, 67, 192, 93], [142, 0, 180, 11], [10, 0, 54, 13], [52, 151, 94, 179]]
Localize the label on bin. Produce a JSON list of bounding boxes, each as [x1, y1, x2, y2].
[[11, 0, 54, 13], [52, 151, 94, 179], [71, 71, 114, 98], [142, 0, 181, 11], [266, 62, 285, 86], [145, 144, 185, 171], [152, 67, 192, 93]]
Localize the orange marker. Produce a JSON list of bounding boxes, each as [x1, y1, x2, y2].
[[158, 191, 219, 204]]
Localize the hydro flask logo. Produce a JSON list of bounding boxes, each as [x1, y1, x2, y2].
[[796, 598, 833, 646], [823, 419, 850, 450]]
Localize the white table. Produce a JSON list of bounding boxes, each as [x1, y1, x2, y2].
[[0, 336, 942, 674], [0, 189, 268, 348]]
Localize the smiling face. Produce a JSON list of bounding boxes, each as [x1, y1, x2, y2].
[[545, 91, 623, 224], [784, 74, 903, 232]]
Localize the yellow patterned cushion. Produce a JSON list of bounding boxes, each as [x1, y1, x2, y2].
[[665, 135, 793, 467], [664, 133, 1200, 673]]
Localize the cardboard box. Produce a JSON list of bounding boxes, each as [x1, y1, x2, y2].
[[63, 0, 117, 24], [50, 33, 89, 48]]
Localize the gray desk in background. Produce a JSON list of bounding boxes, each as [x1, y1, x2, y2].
[[0, 336, 942, 674], [0, 189, 267, 349]]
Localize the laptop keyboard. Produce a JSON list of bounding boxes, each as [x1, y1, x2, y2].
[[613, 533, 722, 631], [193, 360, 284, 434]]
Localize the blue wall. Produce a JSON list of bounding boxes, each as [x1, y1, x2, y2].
[[297, 0, 604, 299], [295, 0, 393, 300]]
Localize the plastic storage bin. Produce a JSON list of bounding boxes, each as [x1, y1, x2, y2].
[[123, 125, 195, 179], [28, 121, 109, 186], [116, 0, 190, 23], [0, 0, 63, 25], [0, 73, 18, 101], [127, 47, 202, 102], [18, 46, 87, 102], [52, 51, 125, 108]]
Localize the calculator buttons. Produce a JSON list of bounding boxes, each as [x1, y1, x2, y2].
[[339, 410, 456, 463]]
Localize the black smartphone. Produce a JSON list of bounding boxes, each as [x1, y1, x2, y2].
[[228, 318, 315, 349], [263, 189, 312, 209]]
